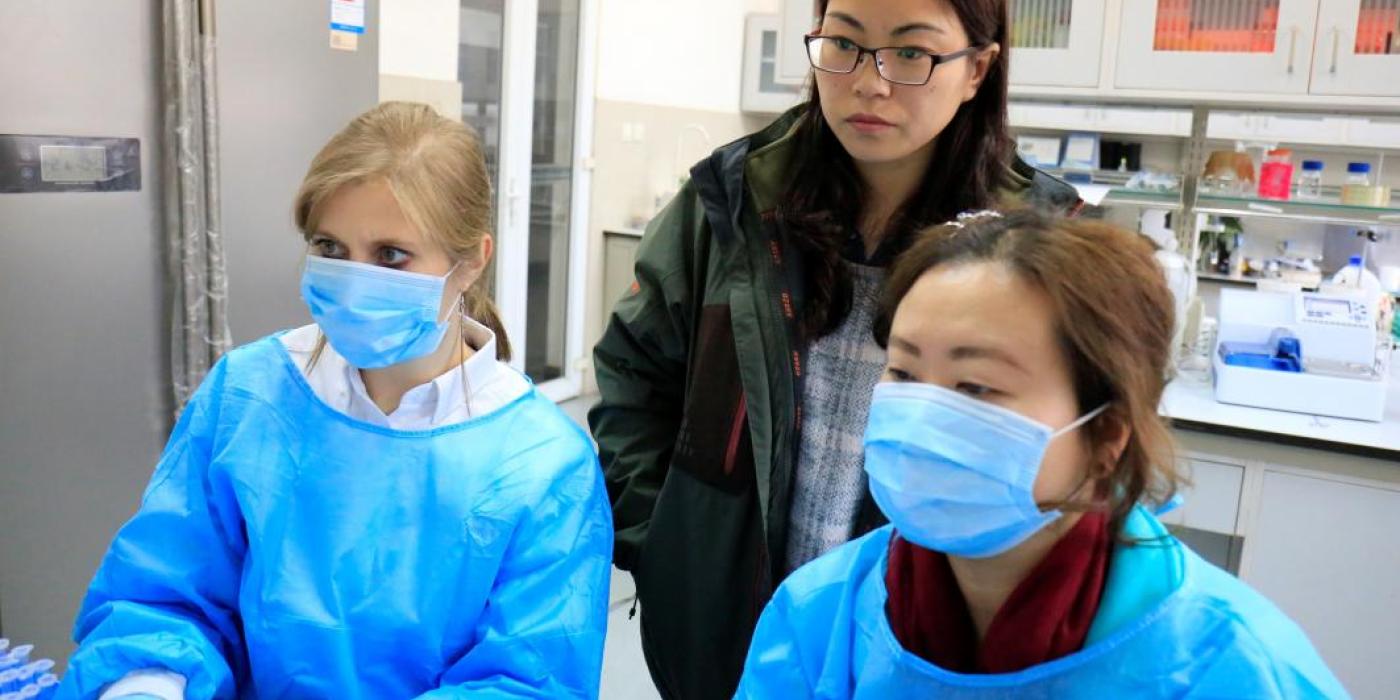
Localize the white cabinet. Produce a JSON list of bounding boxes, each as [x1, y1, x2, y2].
[[1116, 0, 1321, 94], [1159, 458, 1244, 534], [1346, 116, 1400, 148], [1010, 102, 1192, 136], [1009, 0, 1107, 87], [777, 0, 817, 85], [1310, 0, 1400, 97], [1201, 111, 1400, 148], [603, 231, 641, 312], [1242, 470, 1400, 699], [1206, 112, 1351, 146], [743, 14, 805, 115]]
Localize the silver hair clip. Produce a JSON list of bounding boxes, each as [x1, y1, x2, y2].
[[945, 209, 1004, 230]]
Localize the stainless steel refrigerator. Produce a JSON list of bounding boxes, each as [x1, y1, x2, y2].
[[0, 0, 379, 665]]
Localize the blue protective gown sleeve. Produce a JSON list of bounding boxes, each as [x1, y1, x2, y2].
[[734, 532, 884, 700], [732, 587, 817, 699], [58, 361, 245, 700], [418, 443, 613, 699]]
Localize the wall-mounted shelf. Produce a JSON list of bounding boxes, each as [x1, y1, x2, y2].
[[1054, 170, 1400, 228], [1194, 194, 1400, 228], [1197, 272, 1262, 287], [1013, 102, 1400, 151]]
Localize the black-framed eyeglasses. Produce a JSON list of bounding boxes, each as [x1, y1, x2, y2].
[[804, 34, 981, 86]]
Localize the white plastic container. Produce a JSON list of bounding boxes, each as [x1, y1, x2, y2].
[[1330, 255, 1384, 294]]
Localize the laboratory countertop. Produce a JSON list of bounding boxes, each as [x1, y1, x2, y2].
[[1161, 365, 1400, 460]]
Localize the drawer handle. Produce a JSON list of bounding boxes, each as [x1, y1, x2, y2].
[[1330, 27, 1341, 75], [1287, 26, 1299, 75]]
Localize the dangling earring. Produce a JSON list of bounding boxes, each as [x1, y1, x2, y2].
[[458, 293, 473, 418]]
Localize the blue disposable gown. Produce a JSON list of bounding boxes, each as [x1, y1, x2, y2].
[[57, 336, 613, 699], [736, 506, 1348, 699]]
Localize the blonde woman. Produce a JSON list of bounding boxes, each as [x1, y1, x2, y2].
[[58, 102, 612, 700]]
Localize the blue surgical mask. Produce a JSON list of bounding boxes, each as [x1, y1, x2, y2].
[[300, 256, 460, 369], [863, 381, 1108, 558]]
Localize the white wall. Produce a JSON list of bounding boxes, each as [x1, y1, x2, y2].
[[384, 0, 787, 110], [378, 0, 462, 119], [596, 0, 780, 113], [379, 0, 459, 80]]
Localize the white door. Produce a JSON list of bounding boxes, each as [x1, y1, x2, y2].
[[1310, 0, 1400, 97], [1241, 469, 1400, 699], [461, 0, 594, 402], [1115, 0, 1321, 94], [1009, 0, 1107, 87]]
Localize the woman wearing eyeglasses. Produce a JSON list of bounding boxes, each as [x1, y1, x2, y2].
[[589, 1, 1077, 698]]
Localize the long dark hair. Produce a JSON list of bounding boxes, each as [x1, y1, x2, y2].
[[874, 210, 1182, 537], [780, 0, 1013, 338]]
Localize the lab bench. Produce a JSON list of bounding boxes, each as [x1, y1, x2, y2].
[[1158, 367, 1400, 699]]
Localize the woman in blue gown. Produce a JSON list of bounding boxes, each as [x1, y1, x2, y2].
[[59, 102, 612, 700]]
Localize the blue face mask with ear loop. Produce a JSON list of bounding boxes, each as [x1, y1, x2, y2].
[[299, 255, 465, 370], [862, 381, 1110, 559]]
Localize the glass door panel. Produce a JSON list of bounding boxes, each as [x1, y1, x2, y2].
[[1355, 0, 1399, 54], [1011, 0, 1075, 49], [459, 0, 506, 308], [1311, 0, 1400, 96], [459, 1, 504, 186], [460, 0, 591, 398], [524, 0, 581, 383], [1008, 0, 1106, 88], [1116, 0, 1318, 94], [1151, 0, 1281, 53]]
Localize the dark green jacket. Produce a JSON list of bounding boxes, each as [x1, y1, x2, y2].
[[589, 109, 1079, 700]]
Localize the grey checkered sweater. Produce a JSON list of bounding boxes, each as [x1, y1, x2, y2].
[[785, 262, 888, 574]]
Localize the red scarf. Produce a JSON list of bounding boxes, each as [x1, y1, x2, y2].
[[884, 511, 1111, 674]]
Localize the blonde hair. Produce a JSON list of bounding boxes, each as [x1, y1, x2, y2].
[[293, 101, 511, 361]]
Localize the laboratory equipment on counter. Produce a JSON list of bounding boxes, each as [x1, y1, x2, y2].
[[1214, 288, 1391, 422], [1140, 208, 1195, 358], [1182, 315, 1218, 373]]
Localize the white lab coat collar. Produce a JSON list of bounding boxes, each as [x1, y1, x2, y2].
[[340, 315, 501, 427], [280, 318, 527, 430]]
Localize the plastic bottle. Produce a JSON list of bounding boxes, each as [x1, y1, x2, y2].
[[1341, 162, 1375, 206], [1258, 148, 1293, 200], [1331, 255, 1384, 293], [1154, 244, 1195, 339], [1296, 160, 1323, 199]]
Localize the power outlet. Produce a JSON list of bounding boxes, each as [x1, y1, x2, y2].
[[620, 122, 647, 144]]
